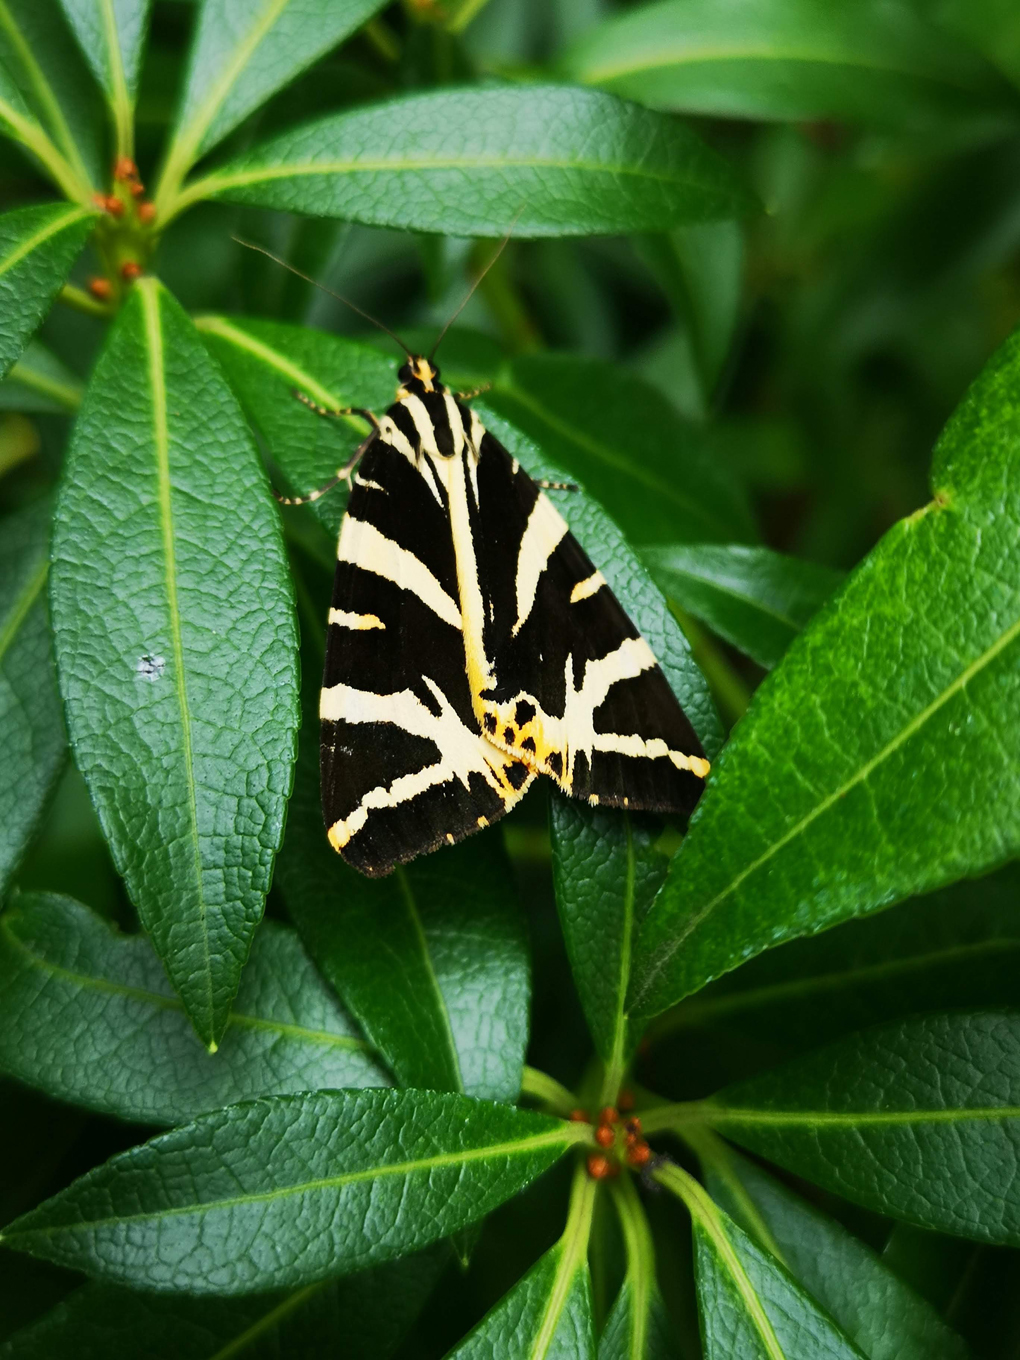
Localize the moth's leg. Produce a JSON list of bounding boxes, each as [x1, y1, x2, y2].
[[292, 390, 381, 430], [536, 479, 578, 492], [453, 383, 491, 401], [273, 430, 379, 506]]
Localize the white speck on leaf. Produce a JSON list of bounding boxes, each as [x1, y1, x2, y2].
[[136, 654, 165, 682]]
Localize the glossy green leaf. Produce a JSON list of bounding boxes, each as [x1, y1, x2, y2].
[[0, 0, 103, 189], [0, 892, 388, 1124], [483, 355, 757, 546], [928, 0, 1020, 93], [0, 203, 95, 383], [278, 665, 529, 1103], [562, 0, 1015, 126], [693, 1011, 1020, 1244], [0, 501, 65, 899], [0, 340, 82, 413], [186, 86, 755, 236], [58, 0, 151, 129], [661, 1166, 863, 1360], [642, 544, 844, 669], [703, 1141, 970, 1360], [49, 278, 300, 1047], [655, 863, 1020, 1055], [0, 1250, 445, 1359], [1, 1090, 586, 1293], [159, 0, 387, 190], [601, 1175, 675, 1360], [631, 325, 1020, 1018]]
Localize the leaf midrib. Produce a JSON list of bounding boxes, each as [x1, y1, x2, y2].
[[0, 555, 46, 669], [0, 205, 90, 283], [1, 917, 372, 1052], [396, 867, 464, 1093], [645, 1102, 1020, 1131], [98, 0, 132, 140], [5, 1125, 581, 1238], [210, 1283, 325, 1360], [647, 556, 804, 631], [634, 568, 1020, 1008], [0, 1, 92, 186]]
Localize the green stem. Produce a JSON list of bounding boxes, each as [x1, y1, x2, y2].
[[531, 1160, 598, 1359], [669, 602, 750, 727], [446, 0, 494, 32], [521, 1065, 577, 1117], [598, 815, 635, 1111], [7, 358, 82, 412], [0, 100, 91, 203], [678, 1125, 786, 1265], [363, 16, 401, 60], [609, 1173, 659, 1360], [639, 1101, 709, 1135], [99, 0, 134, 161], [58, 283, 113, 319]]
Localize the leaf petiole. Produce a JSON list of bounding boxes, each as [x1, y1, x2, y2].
[[521, 1065, 577, 1117]]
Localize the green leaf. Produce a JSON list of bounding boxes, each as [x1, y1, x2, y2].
[[58, 0, 151, 145], [0, 203, 95, 383], [157, 0, 389, 208], [447, 1168, 596, 1360], [0, 0, 103, 190], [278, 668, 529, 1103], [655, 863, 1020, 1055], [660, 1165, 864, 1360], [642, 544, 844, 669], [0, 1249, 446, 1358], [483, 355, 757, 546], [689, 1011, 1020, 1245], [49, 278, 300, 1047], [1, 1090, 586, 1293], [562, 0, 1015, 126], [0, 891, 389, 1124], [631, 324, 1020, 1018], [0, 340, 82, 413], [0, 501, 65, 900], [183, 86, 755, 236], [601, 1175, 675, 1360], [702, 1140, 971, 1360], [926, 0, 1020, 94]]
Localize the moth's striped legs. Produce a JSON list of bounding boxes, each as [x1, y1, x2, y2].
[[273, 429, 379, 506], [292, 390, 381, 429], [536, 479, 578, 492], [453, 384, 491, 401]]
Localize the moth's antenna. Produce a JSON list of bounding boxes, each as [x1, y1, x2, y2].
[[429, 208, 525, 361], [232, 236, 414, 359]]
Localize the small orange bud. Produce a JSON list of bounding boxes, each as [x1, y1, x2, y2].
[[130, 180, 145, 198], [626, 1141, 652, 1168], [624, 1116, 642, 1136], [88, 276, 113, 301], [137, 201, 157, 225], [618, 1089, 635, 1112], [587, 1153, 612, 1180], [114, 156, 138, 181], [120, 261, 142, 281], [594, 1123, 615, 1148], [598, 1106, 619, 1126], [105, 195, 124, 218]]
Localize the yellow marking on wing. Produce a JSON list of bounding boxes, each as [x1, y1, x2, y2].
[[327, 609, 385, 631], [570, 571, 606, 604]]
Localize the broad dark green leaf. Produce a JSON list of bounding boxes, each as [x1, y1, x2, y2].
[[643, 544, 844, 669], [1, 1090, 586, 1293], [187, 86, 755, 236], [704, 1143, 970, 1360], [663, 1167, 864, 1359], [483, 355, 757, 546], [0, 203, 95, 383], [693, 1011, 1020, 1244], [0, 501, 65, 899], [279, 668, 529, 1103], [631, 325, 1020, 1018], [0, 0, 103, 189], [0, 1249, 445, 1359], [563, 0, 1015, 126], [59, 0, 151, 122], [599, 1279, 674, 1360], [654, 864, 1020, 1055], [0, 891, 388, 1124], [928, 0, 1020, 93], [158, 0, 387, 193], [0, 340, 82, 413], [49, 279, 300, 1047]]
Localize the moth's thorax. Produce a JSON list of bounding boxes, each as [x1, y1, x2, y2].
[[396, 355, 441, 399]]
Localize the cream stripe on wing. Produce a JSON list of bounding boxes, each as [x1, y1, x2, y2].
[[337, 515, 462, 630], [512, 493, 569, 636], [328, 608, 385, 631], [570, 571, 606, 604], [401, 394, 442, 459]]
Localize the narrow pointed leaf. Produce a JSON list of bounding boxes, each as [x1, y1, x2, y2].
[[1, 1090, 585, 1293], [698, 1011, 1020, 1244], [0, 1250, 445, 1359], [643, 544, 844, 670], [59, 0, 152, 107], [166, 0, 387, 165], [49, 278, 299, 1046], [0, 340, 82, 413], [563, 0, 1015, 126], [0, 501, 65, 897], [705, 1144, 970, 1360], [0, 892, 388, 1124], [632, 325, 1020, 1018], [193, 86, 755, 236], [0, 203, 95, 382]]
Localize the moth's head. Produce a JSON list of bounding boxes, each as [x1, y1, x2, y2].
[[398, 356, 440, 395]]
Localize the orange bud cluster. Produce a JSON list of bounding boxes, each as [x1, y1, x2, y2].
[[585, 1109, 655, 1178], [120, 261, 142, 282], [88, 276, 112, 301]]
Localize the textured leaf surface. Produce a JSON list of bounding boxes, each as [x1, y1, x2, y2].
[[484, 355, 756, 546], [0, 203, 95, 382], [0, 340, 82, 413], [59, 0, 151, 104], [49, 279, 299, 1046], [194, 86, 754, 236], [0, 892, 388, 1124], [643, 543, 843, 669], [0, 1251, 444, 1359], [2, 1090, 584, 1292], [632, 326, 1020, 1017], [599, 1279, 674, 1360], [0, 501, 65, 898], [705, 1143, 970, 1360], [699, 1011, 1020, 1244], [563, 0, 1014, 125]]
